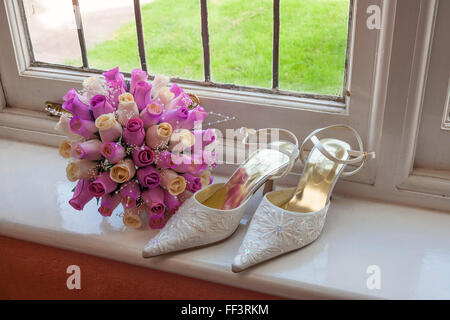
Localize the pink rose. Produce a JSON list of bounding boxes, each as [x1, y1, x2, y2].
[[133, 81, 152, 111], [132, 145, 154, 167], [123, 118, 145, 146], [130, 68, 148, 95], [72, 139, 102, 160], [88, 172, 118, 197], [90, 95, 114, 119], [98, 193, 121, 217], [69, 179, 94, 211], [69, 116, 98, 139], [120, 181, 141, 209]]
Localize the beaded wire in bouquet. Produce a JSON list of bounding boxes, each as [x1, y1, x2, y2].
[[56, 67, 216, 229]]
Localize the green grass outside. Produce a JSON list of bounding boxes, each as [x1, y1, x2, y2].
[[68, 0, 349, 96]]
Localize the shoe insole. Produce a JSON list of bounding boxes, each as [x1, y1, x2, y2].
[[201, 141, 296, 210], [281, 138, 350, 213]]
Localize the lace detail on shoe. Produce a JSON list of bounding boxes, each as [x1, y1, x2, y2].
[[146, 196, 245, 255], [236, 196, 328, 267]]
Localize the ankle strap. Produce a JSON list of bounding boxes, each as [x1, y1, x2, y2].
[[299, 124, 375, 177], [240, 127, 299, 179]]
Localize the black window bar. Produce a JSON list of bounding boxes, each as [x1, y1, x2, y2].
[[133, 0, 148, 72], [72, 0, 89, 69], [21, 0, 350, 103]]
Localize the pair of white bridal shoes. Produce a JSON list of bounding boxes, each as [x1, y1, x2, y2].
[[143, 125, 375, 272]]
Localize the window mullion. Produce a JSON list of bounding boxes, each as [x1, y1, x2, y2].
[[272, 0, 280, 89], [200, 0, 211, 82], [72, 0, 89, 69], [133, 0, 148, 72]]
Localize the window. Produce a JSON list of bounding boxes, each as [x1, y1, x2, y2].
[[8, 0, 450, 212], [21, 0, 350, 99], [0, 0, 386, 184]]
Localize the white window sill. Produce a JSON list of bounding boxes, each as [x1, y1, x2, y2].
[[1, 139, 450, 300]]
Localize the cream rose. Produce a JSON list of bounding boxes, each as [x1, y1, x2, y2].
[[95, 113, 116, 130], [55, 114, 82, 140], [95, 113, 122, 142], [146, 122, 173, 149], [157, 87, 174, 105], [117, 93, 139, 126], [66, 162, 80, 182], [169, 129, 194, 152], [66, 160, 98, 182], [160, 169, 186, 196], [110, 158, 136, 183], [59, 140, 73, 158], [122, 206, 145, 229]]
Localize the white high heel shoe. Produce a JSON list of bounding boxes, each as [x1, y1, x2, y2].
[[232, 125, 375, 272], [142, 128, 299, 257]]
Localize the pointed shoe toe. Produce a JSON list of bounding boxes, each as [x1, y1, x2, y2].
[[232, 189, 330, 271], [142, 184, 250, 258]]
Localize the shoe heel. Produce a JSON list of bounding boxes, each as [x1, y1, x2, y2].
[[262, 180, 274, 195]]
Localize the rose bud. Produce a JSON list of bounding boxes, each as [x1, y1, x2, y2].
[[133, 80, 152, 111], [69, 179, 94, 211], [63, 88, 79, 102], [139, 101, 163, 129], [148, 213, 167, 229], [66, 160, 98, 181], [117, 93, 139, 126], [171, 154, 206, 174], [103, 66, 127, 92], [141, 187, 165, 215], [177, 189, 193, 203], [150, 75, 170, 99], [156, 87, 174, 106], [62, 95, 92, 120], [160, 169, 186, 196], [123, 118, 145, 146], [72, 139, 102, 160], [145, 123, 173, 149], [69, 116, 98, 139], [90, 95, 114, 119], [95, 113, 122, 142], [165, 92, 192, 111], [154, 150, 176, 169], [55, 114, 82, 140], [98, 193, 121, 217], [110, 159, 136, 183], [100, 142, 126, 164], [160, 106, 189, 130], [103, 67, 126, 107], [130, 68, 148, 95], [59, 140, 73, 158], [181, 106, 208, 129], [123, 206, 145, 229], [88, 172, 118, 197], [164, 189, 181, 214], [120, 181, 141, 209], [168, 129, 194, 152], [132, 145, 154, 167], [169, 83, 184, 98], [196, 170, 212, 188], [137, 165, 161, 188], [183, 172, 202, 193]]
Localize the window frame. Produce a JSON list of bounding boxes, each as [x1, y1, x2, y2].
[[4, 0, 449, 212]]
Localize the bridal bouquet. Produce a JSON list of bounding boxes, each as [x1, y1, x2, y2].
[[55, 67, 216, 229]]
